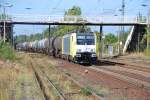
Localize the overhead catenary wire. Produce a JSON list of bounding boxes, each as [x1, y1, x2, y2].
[[50, 0, 64, 14]]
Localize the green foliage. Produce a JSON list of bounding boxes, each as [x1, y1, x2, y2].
[[64, 6, 82, 21], [140, 26, 150, 51], [146, 26, 150, 43], [65, 6, 81, 16], [119, 32, 129, 45], [104, 33, 117, 45], [15, 6, 90, 42], [44, 6, 90, 37], [44, 25, 90, 37], [95, 31, 100, 55], [0, 41, 16, 60], [15, 33, 43, 43], [140, 34, 147, 51], [80, 87, 93, 96], [147, 25, 150, 31], [0, 14, 11, 20]]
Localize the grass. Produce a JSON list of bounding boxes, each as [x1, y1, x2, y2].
[[0, 41, 16, 61], [0, 61, 18, 100], [80, 87, 93, 96], [80, 86, 109, 98], [0, 52, 45, 100], [95, 87, 109, 97], [126, 50, 150, 59], [144, 49, 150, 56], [32, 54, 112, 100], [32, 56, 99, 100], [117, 96, 127, 100]]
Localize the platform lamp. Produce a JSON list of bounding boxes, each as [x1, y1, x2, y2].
[[0, 3, 13, 43]]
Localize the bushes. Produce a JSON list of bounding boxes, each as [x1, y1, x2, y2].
[[0, 41, 16, 60]]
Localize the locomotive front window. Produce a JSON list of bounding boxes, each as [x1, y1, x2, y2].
[[86, 35, 95, 45], [77, 36, 85, 45], [77, 35, 95, 45]]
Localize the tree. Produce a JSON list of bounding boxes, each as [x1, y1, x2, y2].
[[104, 33, 117, 45], [15, 33, 43, 43], [140, 26, 150, 50], [44, 6, 90, 37], [16, 6, 90, 43], [65, 6, 81, 16], [146, 26, 150, 45], [0, 14, 11, 20], [120, 31, 129, 45], [64, 6, 82, 22]]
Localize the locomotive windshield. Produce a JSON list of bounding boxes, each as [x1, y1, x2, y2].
[[77, 34, 95, 45]]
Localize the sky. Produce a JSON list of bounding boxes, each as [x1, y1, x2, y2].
[[0, 0, 149, 36]]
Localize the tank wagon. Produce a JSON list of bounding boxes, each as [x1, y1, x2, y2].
[[17, 32, 98, 64]]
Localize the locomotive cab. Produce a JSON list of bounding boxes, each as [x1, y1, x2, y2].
[[75, 33, 97, 64], [62, 32, 98, 64]]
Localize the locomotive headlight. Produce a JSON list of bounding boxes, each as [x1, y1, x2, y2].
[[76, 54, 81, 57], [91, 49, 95, 52], [91, 54, 97, 57], [77, 49, 81, 52]]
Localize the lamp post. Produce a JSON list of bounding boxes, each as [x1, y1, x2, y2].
[[0, 3, 13, 43]]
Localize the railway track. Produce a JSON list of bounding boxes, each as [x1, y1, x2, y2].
[[29, 53, 100, 100], [31, 64, 46, 100], [116, 57, 150, 63], [24, 52, 150, 99], [40, 67, 66, 100], [33, 63, 67, 100], [31, 64, 48, 100], [31, 61, 66, 100], [99, 59, 150, 73], [91, 61, 150, 90], [29, 52, 150, 92], [53, 58, 150, 99], [105, 58, 150, 68], [32, 54, 150, 91]]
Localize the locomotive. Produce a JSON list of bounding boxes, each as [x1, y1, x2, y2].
[[17, 32, 99, 64]]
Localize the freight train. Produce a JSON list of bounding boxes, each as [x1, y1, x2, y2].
[[17, 32, 99, 64]]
